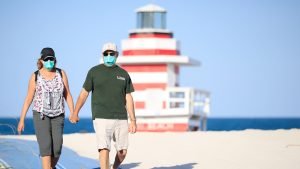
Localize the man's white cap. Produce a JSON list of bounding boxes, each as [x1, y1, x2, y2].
[[102, 42, 118, 53]]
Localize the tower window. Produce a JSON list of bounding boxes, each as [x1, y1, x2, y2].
[[137, 12, 166, 29]]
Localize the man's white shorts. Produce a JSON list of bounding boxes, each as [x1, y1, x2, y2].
[[93, 118, 129, 151]]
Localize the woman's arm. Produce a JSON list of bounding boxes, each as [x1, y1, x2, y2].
[[70, 88, 89, 123], [17, 73, 36, 134], [62, 70, 74, 116]]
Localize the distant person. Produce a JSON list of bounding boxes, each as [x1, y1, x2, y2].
[[17, 47, 74, 169], [70, 42, 137, 169]]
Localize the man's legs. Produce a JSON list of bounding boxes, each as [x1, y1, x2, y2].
[[112, 149, 127, 169], [112, 120, 129, 169], [93, 119, 115, 169], [99, 148, 110, 169]]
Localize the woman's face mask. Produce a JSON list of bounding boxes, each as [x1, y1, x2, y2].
[[43, 60, 55, 70]]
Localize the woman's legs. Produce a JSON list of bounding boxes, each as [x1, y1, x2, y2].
[[33, 112, 65, 168], [51, 157, 59, 168], [50, 114, 65, 168], [41, 156, 51, 169], [33, 112, 53, 169]]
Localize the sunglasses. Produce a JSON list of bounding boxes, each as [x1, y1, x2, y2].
[[103, 51, 116, 56], [43, 57, 55, 61]]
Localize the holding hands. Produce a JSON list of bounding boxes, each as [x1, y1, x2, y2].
[[69, 113, 79, 124]]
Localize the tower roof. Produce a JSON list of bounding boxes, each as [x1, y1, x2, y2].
[[136, 4, 166, 12]]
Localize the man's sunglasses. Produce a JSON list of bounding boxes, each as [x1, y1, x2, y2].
[[43, 57, 55, 61], [103, 51, 116, 56]]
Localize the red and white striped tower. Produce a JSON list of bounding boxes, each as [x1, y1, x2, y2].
[[117, 4, 209, 132]]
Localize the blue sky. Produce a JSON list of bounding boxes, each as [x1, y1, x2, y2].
[[0, 0, 299, 118]]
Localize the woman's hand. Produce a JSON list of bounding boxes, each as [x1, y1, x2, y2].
[[17, 120, 25, 135]]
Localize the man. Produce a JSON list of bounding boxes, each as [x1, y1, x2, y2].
[[70, 42, 137, 169]]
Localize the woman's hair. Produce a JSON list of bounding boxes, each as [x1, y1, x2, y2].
[[37, 58, 43, 70], [36, 58, 57, 70]]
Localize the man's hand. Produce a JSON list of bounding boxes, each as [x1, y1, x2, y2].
[[128, 120, 137, 134]]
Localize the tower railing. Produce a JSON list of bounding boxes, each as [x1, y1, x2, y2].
[[166, 87, 210, 117]]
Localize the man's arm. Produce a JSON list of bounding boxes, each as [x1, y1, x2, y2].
[[126, 93, 137, 133], [70, 88, 89, 123]]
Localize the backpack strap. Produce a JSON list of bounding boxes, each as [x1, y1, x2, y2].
[[56, 68, 63, 78], [56, 68, 65, 93], [34, 68, 63, 82], [34, 70, 39, 82]]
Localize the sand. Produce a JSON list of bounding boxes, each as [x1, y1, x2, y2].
[[2, 129, 300, 169]]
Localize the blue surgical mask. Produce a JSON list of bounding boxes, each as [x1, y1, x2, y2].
[[43, 60, 55, 70], [103, 56, 116, 67]]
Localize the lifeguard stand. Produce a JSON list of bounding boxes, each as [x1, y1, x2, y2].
[[117, 4, 210, 131]]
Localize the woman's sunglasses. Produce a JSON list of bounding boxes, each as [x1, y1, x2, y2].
[[103, 51, 116, 56], [43, 57, 55, 61]]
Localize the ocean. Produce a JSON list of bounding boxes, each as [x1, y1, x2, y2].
[[1, 117, 300, 135]]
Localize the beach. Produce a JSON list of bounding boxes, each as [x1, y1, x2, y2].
[[1, 129, 300, 169]]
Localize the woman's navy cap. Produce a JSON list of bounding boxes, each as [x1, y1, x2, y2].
[[40, 47, 55, 59]]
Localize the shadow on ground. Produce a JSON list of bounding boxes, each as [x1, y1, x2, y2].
[[0, 138, 196, 169], [151, 162, 198, 169], [0, 138, 99, 169], [92, 162, 141, 169]]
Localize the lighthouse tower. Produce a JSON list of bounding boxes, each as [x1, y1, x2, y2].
[[117, 4, 210, 131]]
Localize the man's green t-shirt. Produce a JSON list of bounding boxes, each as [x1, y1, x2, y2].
[[83, 64, 134, 120]]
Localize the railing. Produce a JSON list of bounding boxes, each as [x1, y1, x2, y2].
[[166, 87, 210, 117], [0, 124, 17, 135], [134, 87, 210, 118]]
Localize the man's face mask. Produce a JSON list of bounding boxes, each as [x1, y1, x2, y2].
[[103, 51, 117, 67]]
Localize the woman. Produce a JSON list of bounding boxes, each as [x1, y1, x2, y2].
[[17, 47, 74, 169]]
